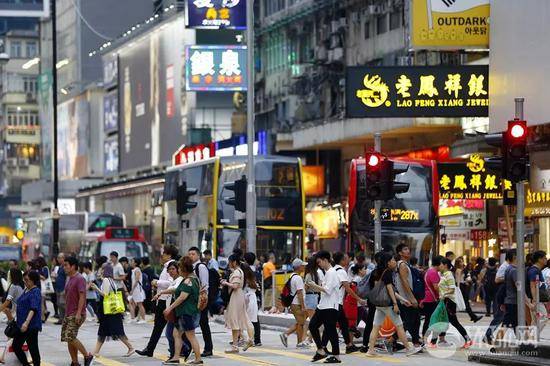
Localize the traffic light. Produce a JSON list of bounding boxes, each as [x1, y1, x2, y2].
[[364, 153, 410, 201], [365, 152, 384, 200], [224, 175, 247, 212], [176, 181, 198, 215], [505, 119, 528, 183]]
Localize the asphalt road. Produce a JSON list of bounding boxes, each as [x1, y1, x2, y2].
[[1, 313, 487, 366]]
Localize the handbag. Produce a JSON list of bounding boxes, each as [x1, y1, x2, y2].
[[102, 279, 125, 315], [4, 320, 19, 338], [41, 267, 55, 295], [368, 269, 391, 307], [454, 285, 467, 311], [164, 307, 176, 323]]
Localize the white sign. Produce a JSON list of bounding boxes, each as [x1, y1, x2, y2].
[[57, 199, 76, 215]]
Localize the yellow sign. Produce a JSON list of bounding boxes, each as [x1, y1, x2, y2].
[[302, 166, 325, 197], [412, 0, 490, 49], [15, 230, 25, 240], [525, 187, 550, 217], [306, 209, 339, 239]]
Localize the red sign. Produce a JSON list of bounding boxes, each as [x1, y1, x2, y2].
[[470, 230, 489, 241], [166, 65, 175, 118], [172, 143, 216, 166]]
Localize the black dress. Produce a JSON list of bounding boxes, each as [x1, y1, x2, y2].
[[97, 279, 126, 341]]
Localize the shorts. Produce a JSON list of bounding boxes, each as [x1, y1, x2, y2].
[[290, 304, 306, 325], [305, 293, 318, 310], [61, 315, 84, 342], [373, 306, 403, 327], [175, 314, 200, 332]]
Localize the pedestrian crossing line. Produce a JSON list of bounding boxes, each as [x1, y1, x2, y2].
[[213, 351, 279, 366], [351, 352, 405, 363], [256, 347, 312, 361], [93, 355, 131, 366]]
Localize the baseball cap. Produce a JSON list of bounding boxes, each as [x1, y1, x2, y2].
[[292, 258, 306, 269]]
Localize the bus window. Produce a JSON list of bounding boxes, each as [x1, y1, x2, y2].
[[99, 240, 146, 259], [88, 213, 124, 232]]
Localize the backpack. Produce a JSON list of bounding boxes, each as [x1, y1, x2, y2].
[[356, 271, 372, 299], [194, 263, 210, 311], [409, 265, 425, 301], [280, 274, 298, 308], [207, 267, 221, 304], [141, 271, 151, 294]]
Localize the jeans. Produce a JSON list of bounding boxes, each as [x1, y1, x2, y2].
[[199, 307, 213, 352], [460, 283, 478, 320], [86, 299, 98, 318], [309, 308, 339, 356], [362, 302, 376, 347], [12, 328, 40, 366], [145, 300, 167, 352], [485, 301, 505, 339], [484, 289, 495, 315], [398, 303, 421, 344], [322, 305, 350, 347], [56, 291, 66, 320]]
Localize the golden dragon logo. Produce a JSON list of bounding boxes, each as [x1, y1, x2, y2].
[[356, 74, 391, 108], [467, 154, 485, 173]]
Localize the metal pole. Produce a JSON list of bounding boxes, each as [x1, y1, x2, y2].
[[515, 97, 526, 336], [374, 133, 382, 252], [51, 0, 60, 257], [245, 0, 256, 254]]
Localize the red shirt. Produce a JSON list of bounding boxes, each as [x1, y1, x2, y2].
[[423, 267, 441, 303], [65, 273, 87, 316]]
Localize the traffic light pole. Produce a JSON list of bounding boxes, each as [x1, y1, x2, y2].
[[515, 97, 526, 335], [374, 133, 382, 252], [245, 0, 256, 254]]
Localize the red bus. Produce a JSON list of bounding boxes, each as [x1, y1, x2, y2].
[[348, 157, 439, 265], [78, 227, 149, 263]]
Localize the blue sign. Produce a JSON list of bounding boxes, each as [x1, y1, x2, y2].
[[185, 0, 246, 29], [185, 45, 247, 92]]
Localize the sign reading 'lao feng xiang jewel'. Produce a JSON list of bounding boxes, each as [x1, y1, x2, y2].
[[346, 65, 489, 118], [438, 154, 513, 200]]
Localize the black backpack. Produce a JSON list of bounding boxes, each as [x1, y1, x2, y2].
[[195, 263, 220, 304], [484, 267, 497, 288], [280, 274, 298, 307], [141, 271, 151, 294]]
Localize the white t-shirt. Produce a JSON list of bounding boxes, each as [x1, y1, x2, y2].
[[317, 266, 340, 311], [496, 262, 510, 281], [542, 267, 550, 288], [334, 265, 348, 305], [112, 262, 125, 289], [290, 273, 305, 305]]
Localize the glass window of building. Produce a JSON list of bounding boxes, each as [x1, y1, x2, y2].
[[10, 41, 22, 58], [390, 9, 402, 31], [364, 21, 371, 39], [26, 41, 38, 58], [376, 14, 387, 35]]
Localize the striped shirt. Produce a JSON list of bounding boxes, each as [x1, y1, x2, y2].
[[438, 270, 456, 301]]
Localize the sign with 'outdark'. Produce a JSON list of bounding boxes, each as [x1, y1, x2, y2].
[[346, 65, 489, 118]]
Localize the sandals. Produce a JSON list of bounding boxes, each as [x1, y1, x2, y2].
[[124, 349, 135, 357], [242, 340, 254, 352], [225, 346, 239, 354]]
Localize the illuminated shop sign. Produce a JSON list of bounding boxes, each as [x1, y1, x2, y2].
[[185, 45, 247, 91], [186, 0, 246, 29], [438, 154, 513, 200], [346, 65, 489, 118], [369, 208, 421, 223]]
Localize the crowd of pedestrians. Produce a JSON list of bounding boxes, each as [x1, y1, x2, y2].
[[1, 243, 549, 365]]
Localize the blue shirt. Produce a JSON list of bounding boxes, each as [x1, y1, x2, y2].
[[55, 266, 66, 292], [16, 287, 42, 331]]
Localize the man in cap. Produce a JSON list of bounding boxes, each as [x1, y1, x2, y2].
[[280, 258, 308, 348]]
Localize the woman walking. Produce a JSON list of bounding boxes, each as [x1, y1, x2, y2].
[[162, 256, 202, 365], [91, 264, 135, 357], [365, 252, 422, 357], [438, 258, 473, 348], [12, 271, 42, 366], [243, 263, 260, 347], [454, 257, 482, 322], [129, 258, 146, 324], [0, 268, 25, 364], [82, 262, 98, 321], [221, 254, 254, 353], [303, 257, 321, 345]]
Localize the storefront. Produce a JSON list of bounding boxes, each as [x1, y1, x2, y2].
[[525, 187, 550, 255]]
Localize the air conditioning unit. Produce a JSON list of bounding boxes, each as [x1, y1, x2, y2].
[[6, 158, 17, 168], [19, 158, 29, 167]]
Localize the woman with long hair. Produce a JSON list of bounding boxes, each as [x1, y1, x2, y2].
[[221, 254, 255, 353], [162, 256, 202, 365], [35, 257, 51, 323], [129, 258, 146, 324], [242, 263, 260, 346], [365, 252, 422, 357], [303, 256, 321, 345], [91, 264, 134, 357], [454, 257, 482, 322], [0, 268, 25, 363]]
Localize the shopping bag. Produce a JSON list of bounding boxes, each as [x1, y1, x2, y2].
[[103, 290, 125, 315], [41, 267, 55, 295], [428, 300, 449, 335], [454, 286, 466, 312]]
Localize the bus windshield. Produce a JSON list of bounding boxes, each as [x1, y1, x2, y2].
[[99, 241, 146, 259], [88, 213, 124, 232]]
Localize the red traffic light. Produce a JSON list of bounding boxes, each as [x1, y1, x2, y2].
[[507, 120, 527, 139], [367, 154, 381, 167]]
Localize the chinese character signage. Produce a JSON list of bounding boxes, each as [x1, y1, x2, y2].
[[438, 154, 513, 200], [439, 199, 486, 230], [346, 65, 489, 118], [185, 45, 247, 91], [186, 0, 246, 29], [412, 0, 489, 49], [525, 186, 550, 217]]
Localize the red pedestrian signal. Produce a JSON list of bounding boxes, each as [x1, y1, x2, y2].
[[510, 123, 526, 138], [506, 119, 528, 183], [367, 153, 381, 168]]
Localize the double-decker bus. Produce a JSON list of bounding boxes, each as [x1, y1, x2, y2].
[[78, 227, 149, 263], [348, 157, 438, 265], [164, 155, 306, 267]]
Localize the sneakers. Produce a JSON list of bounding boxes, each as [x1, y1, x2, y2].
[[471, 315, 483, 323], [84, 354, 94, 366], [345, 344, 359, 354], [406, 346, 423, 357], [296, 342, 309, 349], [438, 340, 452, 348], [461, 340, 474, 349], [162, 359, 179, 365], [280, 333, 288, 348], [359, 346, 369, 353], [254, 342, 262, 347], [136, 320, 147, 324]]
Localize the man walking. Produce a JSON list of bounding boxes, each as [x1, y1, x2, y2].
[[110, 252, 127, 292], [189, 246, 214, 357], [136, 245, 179, 357], [396, 244, 422, 347], [62, 257, 93, 366], [307, 251, 342, 364], [263, 253, 276, 310], [203, 249, 219, 271], [54, 253, 66, 325], [280, 258, 307, 348]]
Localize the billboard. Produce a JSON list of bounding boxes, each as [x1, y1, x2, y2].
[[103, 91, 118, 133], [118, 20, 195, 172], [346, 65, 489, 118], [103, 55, 118, 89], [104, 137, 119, 175], [411, 0, 489, 49], [0, 0, 49, 17], [185, 0, 246, 29], [185, 45, 247, 91], [38, 71, 52, 180], [57, 95, 90, 179]]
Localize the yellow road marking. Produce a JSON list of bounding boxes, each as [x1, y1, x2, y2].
[[213, 351, 279, 366], [42, 363, 56, 366], [351, 352, 405, 363], [258, 347, 311, 360], [93, 355, 131, 366]]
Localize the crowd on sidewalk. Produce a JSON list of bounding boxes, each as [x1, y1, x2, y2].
[[0, 244, 549, 365]]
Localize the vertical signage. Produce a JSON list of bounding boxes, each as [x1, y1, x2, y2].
[[186, 0, 246, 29]]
